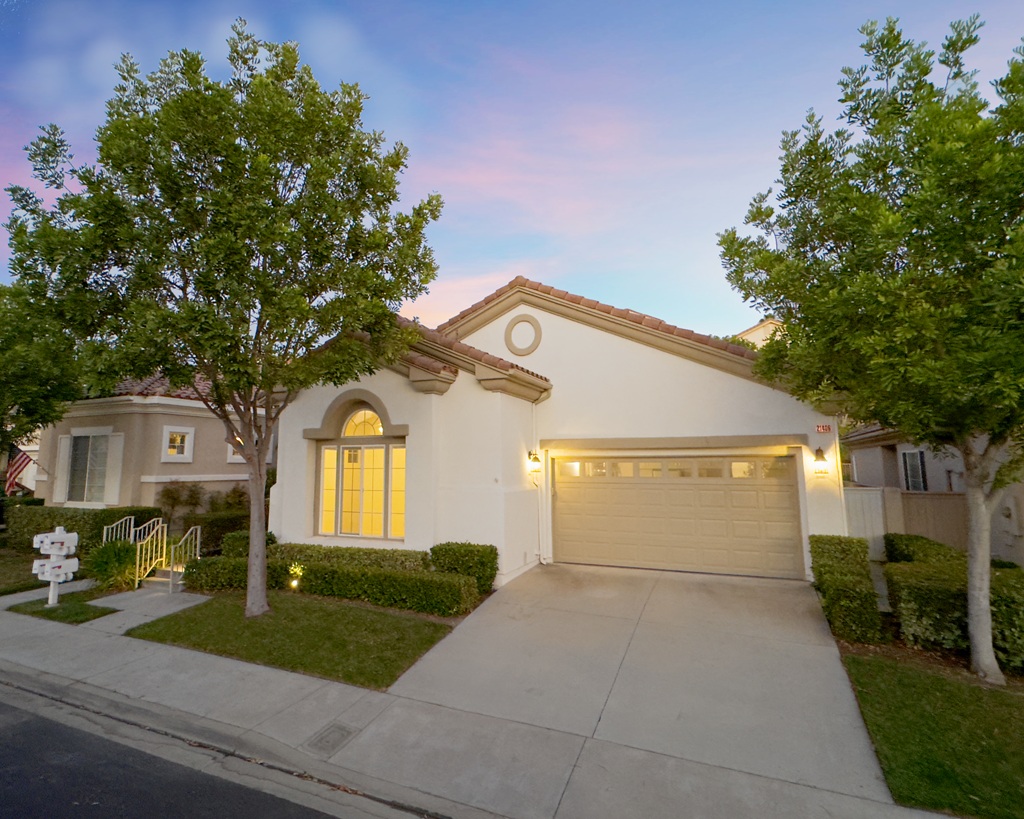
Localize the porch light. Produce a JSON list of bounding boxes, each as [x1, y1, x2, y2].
[[528, 451, 542, 473], [813, 447, 829, 475]]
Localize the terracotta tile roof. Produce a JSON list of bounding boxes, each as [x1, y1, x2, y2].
[[111, 374, 209, 401], [436, 276, 758, 361], [398, 315, 550, 383]]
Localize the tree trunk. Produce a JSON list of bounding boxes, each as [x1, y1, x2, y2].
[[244, 454, 270, 618], [963, 466, 1006, 684]]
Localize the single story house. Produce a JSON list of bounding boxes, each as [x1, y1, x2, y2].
[[269, 277, 846, 586], [844, 424, 1023, 565], [35, 376, 266, 509]]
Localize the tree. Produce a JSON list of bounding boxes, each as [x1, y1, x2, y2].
[[5, 20, 443, 617], [719, 16, 1024, 684], [0, 283, 81, 458]]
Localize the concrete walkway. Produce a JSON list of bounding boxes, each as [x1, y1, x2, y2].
[[0, 567, 937, 819]]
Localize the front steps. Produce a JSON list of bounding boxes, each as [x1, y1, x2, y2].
[[142, 567, 186, 593]]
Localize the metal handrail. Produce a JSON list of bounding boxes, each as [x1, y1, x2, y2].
[[168, 526, 201, 594], [102, 516, 135, 545], [132, 518, 163, 545], [134, 523, 168, 588]]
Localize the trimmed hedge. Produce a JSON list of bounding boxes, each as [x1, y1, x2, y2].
[[431, 542, 499, 595], [883, 533, 966, 565], [300, 563, 479, 616], [809, 535, 883, 643], [183, 556, 478, 615], [884, 562, 969, 651], [182, 556, 289, 591], [182, 510, 250, 556], [6, 506, 162, 552], [220, 529, 278, 558], [883, 534, 1024, 672], [268, 543, 430, 571]]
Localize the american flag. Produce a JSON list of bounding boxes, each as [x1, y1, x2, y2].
[[5, 447, 33, 495]]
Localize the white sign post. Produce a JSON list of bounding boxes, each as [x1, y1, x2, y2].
[[32, 526, 80, 608]]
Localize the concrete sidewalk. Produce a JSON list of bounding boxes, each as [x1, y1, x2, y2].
[[0, 573, 937, 819]]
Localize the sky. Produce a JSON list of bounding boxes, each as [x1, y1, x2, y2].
[[2, 1, 1024, 335]]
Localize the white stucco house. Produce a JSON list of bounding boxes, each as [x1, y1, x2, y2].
[[269, 277, 847, 586]]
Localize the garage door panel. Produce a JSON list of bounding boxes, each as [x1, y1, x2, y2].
[[553, 455, 803, 579]]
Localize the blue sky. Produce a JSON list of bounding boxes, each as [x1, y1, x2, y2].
[[2, 1, 1023, 334]]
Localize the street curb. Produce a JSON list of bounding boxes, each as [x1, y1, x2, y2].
[[0, 660, 503, 819]]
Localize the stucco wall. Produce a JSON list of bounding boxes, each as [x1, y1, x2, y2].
[[268, 367, 541, 581], [36, 397, 252, 509], [460, 304, 848, 572]]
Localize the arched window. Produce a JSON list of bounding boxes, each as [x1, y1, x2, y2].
[[319, 408, 405, 539]]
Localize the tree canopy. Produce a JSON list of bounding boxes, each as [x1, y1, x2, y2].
[[5, 20, 442, 616], [719, 16, 1024, 682], [0, 283, 81, 458]]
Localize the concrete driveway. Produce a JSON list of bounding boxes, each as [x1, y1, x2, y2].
[[390, 563, 891, 804]]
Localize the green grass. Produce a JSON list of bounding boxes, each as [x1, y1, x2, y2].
[[0, 546, 45, 595], [8, 587, 119, 624], [844, 653, 1024, 819], [127, 591, 452, 689]]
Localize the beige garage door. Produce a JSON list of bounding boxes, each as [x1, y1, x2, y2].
[[553, 455, 803, 579]]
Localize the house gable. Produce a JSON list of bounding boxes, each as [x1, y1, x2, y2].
[[437, 276, 761, 384]]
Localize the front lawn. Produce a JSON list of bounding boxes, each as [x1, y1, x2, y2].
[[7, 587, 118, 624], [127, 591, 452, 689], [0, 545, 44, 596], [843, 648, 1024, 819]]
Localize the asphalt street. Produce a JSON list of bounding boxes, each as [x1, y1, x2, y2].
[[0, 700, 336, 818]]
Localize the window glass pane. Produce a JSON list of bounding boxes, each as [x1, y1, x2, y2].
[[638, 461, 662, 478], [583, 462, 607, 478], [344, 410, 383, 437], [556, 461, 581, 478], [731, 461, 756, 479], [903, 451, 927, 491], [341, 448, 362, 534], [167, 432, 188, 456], [666, 461, 691, 478], [67, 436, 90, 502], [83, 435, 108, 503], [320, 447, 338, 534], [697, 460, 724, 478], [610, 461, 634, 478], [390, 446, 406, 539], [761, 458, 791, 479], [363, 447, 385, 536]]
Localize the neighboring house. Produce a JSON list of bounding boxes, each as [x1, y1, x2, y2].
[[734, 317, 783, 349], [270, 277, 846, 586], [35, 376, 267, 509], [843, 423, 1023, 565]]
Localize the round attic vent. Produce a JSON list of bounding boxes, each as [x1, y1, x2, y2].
[[504, 314, 542, 356]]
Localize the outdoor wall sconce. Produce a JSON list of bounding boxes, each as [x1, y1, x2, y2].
[[528, 450, 542, 473], [813, 447, 830, 475]]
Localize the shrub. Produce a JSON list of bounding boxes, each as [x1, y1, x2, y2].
[[885, 559, 1024, 672], [300, 563, 479, 616], [81, 539, 137, 591], [883, 533, 965, 565], [7, 506, 161, 552], [431, 542, 499, 595], [220, 529, 278, 558], [181, 510, 250, 555], [182, 556, 478, 616], [808, 535, 883, 643], [183, 556, 289, 591], [884, 562, 969, 651], [267, 543, 430, 572]]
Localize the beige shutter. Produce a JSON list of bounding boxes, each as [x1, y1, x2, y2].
[[52, 435, 72, 503], [103, 434, 125, 506]]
